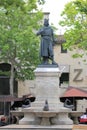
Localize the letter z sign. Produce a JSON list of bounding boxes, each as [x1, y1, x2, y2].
[[73, 69, 83, 82]]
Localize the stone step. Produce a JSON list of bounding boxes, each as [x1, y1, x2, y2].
[[0, 124, 73, 130]]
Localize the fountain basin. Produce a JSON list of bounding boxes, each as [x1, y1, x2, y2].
[[19, 108, 73, 125]]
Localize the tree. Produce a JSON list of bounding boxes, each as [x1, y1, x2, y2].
[[0, 0, 44, 95], [59, 0, 87, 57]]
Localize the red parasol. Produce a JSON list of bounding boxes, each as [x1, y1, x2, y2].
[[60, 86, 87, 102]]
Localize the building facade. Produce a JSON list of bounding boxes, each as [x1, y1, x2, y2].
[[54, 38, 87, 111]]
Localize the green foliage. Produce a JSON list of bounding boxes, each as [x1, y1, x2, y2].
[[59, 0, 87, 53], [0, 0, 43, 80], [72, 53, 84, 58], [38, 0, 45, 5]]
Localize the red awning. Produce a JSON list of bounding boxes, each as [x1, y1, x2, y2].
[[60, 86, 87, 101]]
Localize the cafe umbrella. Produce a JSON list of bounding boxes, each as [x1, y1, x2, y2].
[[0, 95, 22, 116], [0, 94, 36, 116], [60, 86, 87, 110]]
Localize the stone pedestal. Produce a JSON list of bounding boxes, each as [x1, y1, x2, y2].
[[19, 66, 73, 125], [32, 67, 62, 110]]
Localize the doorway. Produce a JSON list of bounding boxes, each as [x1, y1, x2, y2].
[[0, 63, 18, 115]]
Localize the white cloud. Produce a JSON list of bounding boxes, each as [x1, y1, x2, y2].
[[39, 0, 71, 34]]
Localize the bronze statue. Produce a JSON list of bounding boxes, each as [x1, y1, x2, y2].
[[37, 19, 57, 65]]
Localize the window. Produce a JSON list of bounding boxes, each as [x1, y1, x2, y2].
[[61, 44, 67, 53], [59, 73, 69, 86]]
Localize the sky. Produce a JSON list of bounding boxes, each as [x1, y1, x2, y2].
[[39, 0, 71, 34]]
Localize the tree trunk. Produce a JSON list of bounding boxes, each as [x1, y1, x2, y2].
[[10, 64, 14, 96]]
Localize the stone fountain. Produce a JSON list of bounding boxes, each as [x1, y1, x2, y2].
[[19, 18, 73, 126], [19, 65, 73, 126]]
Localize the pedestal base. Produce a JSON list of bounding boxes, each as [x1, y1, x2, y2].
[[51, 112, 73, 125], [19, 66, 73, 125], [33, 67, 61, 110], [19, 107, 73, 125]]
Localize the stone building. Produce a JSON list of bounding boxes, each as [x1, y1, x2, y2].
[[54, 35, 87, 111]]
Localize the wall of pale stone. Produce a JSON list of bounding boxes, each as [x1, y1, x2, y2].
[[18, 80, 35, 97], [55, 45, 87, 111], [54, 45, 87, 89], [77, 99, 87, 112]]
